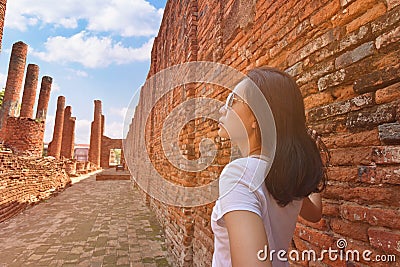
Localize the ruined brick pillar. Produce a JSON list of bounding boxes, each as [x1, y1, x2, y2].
[[0, 0, 7, 52], [89, 100, 102, 167], [0, 41, 28, 131], [60, 106, 75, 159], [20, 64, 39, 118], [48, 96, 65, 159], [35, 76, 52, 121]]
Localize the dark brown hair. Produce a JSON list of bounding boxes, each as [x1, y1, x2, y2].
[[247, 67, 328, 207]]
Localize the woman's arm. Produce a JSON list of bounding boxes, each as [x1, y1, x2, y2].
[[224, 210, 272, 267], [299, 193, 322, 223]]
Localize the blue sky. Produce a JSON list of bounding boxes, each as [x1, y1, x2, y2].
[[0, 0, 167, 144]]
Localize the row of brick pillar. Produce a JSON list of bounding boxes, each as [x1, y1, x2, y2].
[[0, 41, 54, 156], [47, 96, 76, 160], [47, 96, 101, 168], [0, 41, 53, 128]]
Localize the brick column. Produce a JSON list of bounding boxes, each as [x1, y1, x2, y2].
[[0, 41, 28, 130], [0, 0, 7, 52], [20, 64, 39, 118], [89, 100, 102, 167], [48, 96, 65, 159], [35, 76, 52, 121], [60, 106, 75, 159]]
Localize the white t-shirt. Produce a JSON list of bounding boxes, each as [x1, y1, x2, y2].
[[211, 156, 303, 267]]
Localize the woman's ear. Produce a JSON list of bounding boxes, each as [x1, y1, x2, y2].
[[251, 120, 257, 129]]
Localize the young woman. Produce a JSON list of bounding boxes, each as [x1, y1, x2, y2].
[[211, 67, 327, 267]]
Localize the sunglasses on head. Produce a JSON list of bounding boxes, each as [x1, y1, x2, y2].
[[225, 92, 246, 109]]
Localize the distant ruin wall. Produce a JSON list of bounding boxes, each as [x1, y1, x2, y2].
[[0, 153, 71, 223], [126, 0, 400, 266]]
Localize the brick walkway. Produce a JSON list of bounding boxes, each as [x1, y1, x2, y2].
[[0, 171, 171, 267]]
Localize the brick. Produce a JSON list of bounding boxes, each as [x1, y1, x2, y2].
[[303, 92, 333, 110], [329, 146, 373, 166], [308, 93, 374, 122], [372, 146, 400, 164], [376, 165, 400, 185], [339, 25, 370, 51], [340, 203, 400, 229], [323, 129, 380, 148], [323, 183, 400, 206], [378, 122, 400, 145], [375, 25, 400, 49], [288, 30, 336, 66], [332, 0, 381, 28], [375, 82, 400, 104], [330, 218, 370, 242], [371, 5, 400, 34], [386, 0, 400, 10], [368, 227, 400, 256], [357, 165, 379, 184], [335, 41, 375, 69], [318, 69, 346, 92], [295, 224, 336, 249], [346, 102, 398, 131], [327, 166, 358, 182], [297, 61, 335, 86], [310, 0, 341, 27], [345, 2, 387, 33], [322, 201, 340, 217]]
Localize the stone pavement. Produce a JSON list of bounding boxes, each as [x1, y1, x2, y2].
[[0, 171, 171, 267]]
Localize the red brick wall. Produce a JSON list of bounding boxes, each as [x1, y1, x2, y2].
[[126, 0, 400, 266], [3, 117, 45, 157], [0, 152, 71, 223]]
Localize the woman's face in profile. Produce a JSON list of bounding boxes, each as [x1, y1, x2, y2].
[[218, 79, 256, 144]]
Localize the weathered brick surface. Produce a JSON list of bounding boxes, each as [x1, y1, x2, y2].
[[47, 96, 65, 159], [125, 1, 400, 266], [0, 152, 71, 223], [35, 76, 52, 121], [20, 64, 39, 119]]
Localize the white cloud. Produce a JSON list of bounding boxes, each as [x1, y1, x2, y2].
[[5, 0, 163, 37], [75, 119, 92, 144], [0, 72, 7, 89], [104, 121, 124, 139], [43, 114, 55, 143], [67, 68, 89, 78], [31, 32, 154, 68], [51, 82, 61, 92], [109, 107, 128, 118]]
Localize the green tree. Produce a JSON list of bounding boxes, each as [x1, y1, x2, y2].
[[0, 88, 4, 108]]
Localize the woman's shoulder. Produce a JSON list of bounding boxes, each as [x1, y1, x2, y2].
[[219, 157, 269, 196]]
